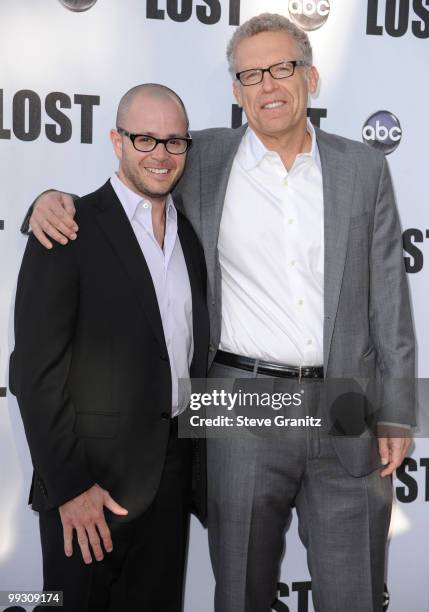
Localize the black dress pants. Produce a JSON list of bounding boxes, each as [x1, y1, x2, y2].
[[38, 420, 192, 612]]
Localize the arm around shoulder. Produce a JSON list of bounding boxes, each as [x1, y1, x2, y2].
[[21, 189, 79, 250]]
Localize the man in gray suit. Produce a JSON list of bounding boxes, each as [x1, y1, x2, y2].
[[27, 12, 414, 612]]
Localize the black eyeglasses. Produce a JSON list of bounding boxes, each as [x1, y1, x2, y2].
[[236, 59, 308, 86], [117, 127, 192, 155]]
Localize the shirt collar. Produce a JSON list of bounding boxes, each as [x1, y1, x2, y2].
[[110, 172, 176, 222], [239, 120, 319, 171]]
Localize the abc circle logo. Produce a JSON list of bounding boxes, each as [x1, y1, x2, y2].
[[58, 0, 98, 11], [362, 111, 402, 155], [288, 0, 330, 30]]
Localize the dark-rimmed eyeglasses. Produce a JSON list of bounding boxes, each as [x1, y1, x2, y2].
[[116, 127, 192, 155], [236, 59, 309, 86]]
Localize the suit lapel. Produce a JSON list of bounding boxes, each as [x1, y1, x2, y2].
[[316, 129, 356, 369], [200, 125, 246, 296], [93, 181, 167, 355]]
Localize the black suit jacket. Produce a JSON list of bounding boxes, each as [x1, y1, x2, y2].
[[10, 181, 209, 522]]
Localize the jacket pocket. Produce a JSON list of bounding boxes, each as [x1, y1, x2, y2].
[[349, 211, 369, 230], [362, 344, 376, 359]]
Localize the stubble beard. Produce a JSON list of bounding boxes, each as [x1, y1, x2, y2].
[[123, 161, 184, 201]]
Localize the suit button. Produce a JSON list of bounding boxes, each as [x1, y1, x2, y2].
[[161, 412, 170, 420], [160, 353, 169, 361]]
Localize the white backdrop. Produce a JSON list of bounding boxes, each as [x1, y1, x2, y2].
[[1, 1, 428, 611]]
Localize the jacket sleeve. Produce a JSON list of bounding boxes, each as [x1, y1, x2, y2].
[[9, 234, 94, 508], [369, 157, 416, 426]]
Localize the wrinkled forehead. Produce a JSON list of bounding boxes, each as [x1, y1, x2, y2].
[[235, 31, 300, 71]]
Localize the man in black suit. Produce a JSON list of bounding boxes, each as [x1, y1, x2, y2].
[[9, 83, 209, 612]]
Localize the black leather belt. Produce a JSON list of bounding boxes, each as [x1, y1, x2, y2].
[[215, 350, 324, 380]]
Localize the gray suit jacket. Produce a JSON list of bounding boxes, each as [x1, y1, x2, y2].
[[173, 125, 415, 476]]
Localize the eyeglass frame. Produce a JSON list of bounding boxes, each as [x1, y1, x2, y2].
[[116, 127, 193, 155], [235, 59, 309, 86]]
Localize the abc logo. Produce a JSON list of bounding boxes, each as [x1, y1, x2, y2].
[[288, 0, 330, 30], [58, 0, 98, 11], [362, 111, 402, 155]]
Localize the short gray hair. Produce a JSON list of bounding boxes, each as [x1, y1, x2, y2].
[[226, 13, 313, 78]]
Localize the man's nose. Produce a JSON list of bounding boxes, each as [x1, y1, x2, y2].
[[151, 142, 169, 159], [261, 70, 277, 92]]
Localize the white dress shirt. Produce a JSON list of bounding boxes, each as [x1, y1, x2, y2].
[[110, 173, 193, 416], [218, 121, 324, 366]]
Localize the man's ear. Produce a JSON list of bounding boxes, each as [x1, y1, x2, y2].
[[110, 129, 123, 161], [233, 80, 243, 108], [307, 65, 319, 96]]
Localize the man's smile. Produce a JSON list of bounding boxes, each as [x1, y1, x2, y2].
[[261, 99, 288, 111], [145, 167, 170, 174]]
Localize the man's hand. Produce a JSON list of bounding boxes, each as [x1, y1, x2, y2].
[[377, 424, 412, 477], [30, 191, 78, 249], [58, 483, 128, 564]]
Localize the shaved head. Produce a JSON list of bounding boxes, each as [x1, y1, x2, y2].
[[110, 83, 189, 205], [116, 83, 189, 131]]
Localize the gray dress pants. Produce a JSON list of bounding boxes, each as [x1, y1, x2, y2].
[[206, 362, 392, 612]]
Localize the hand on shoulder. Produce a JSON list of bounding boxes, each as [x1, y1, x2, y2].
[[30, 190, 78, 249]]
